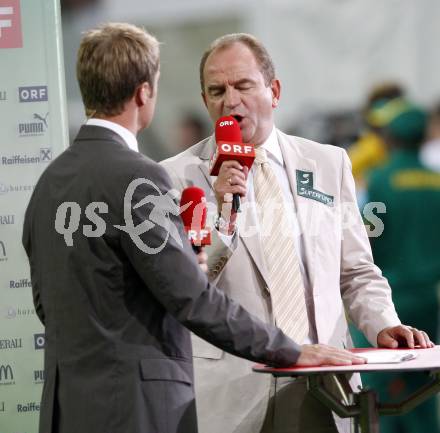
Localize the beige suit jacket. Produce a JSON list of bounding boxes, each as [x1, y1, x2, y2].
[[161, 129, 401, 433]]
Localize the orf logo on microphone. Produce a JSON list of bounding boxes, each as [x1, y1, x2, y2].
[[0, 0, 23, 49], [219, 142, 254, 155], [218, 120, 234, 127], [186, 229, 212, 246], [34, 333, 45, 350], [209, 141, 255, 176]]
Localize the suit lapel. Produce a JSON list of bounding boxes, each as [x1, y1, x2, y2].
[[198, 136, 271, 288], [237, 205, 271, 288], [198, 136, 216, 191], [278, 131, 318, 289]]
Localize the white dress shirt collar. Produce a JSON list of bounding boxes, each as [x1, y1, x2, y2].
[[86, 118, 139, 153], [257, 126, 283, 166]]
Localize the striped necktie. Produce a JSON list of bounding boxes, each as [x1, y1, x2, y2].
[[253, 146, 309, 343]]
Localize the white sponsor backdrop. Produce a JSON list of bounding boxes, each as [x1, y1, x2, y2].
[[0, 0, 68, 432]]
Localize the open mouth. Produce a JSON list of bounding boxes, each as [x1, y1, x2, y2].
[[232, 115, 244, 123]]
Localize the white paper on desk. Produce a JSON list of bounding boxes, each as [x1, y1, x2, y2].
[[358, 351, 418, 364]]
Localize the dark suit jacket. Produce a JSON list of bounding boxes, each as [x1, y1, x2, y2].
[[22, 125, 301, 433]]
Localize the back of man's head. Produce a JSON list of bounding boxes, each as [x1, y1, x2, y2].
[[77, 23, 159, 118]]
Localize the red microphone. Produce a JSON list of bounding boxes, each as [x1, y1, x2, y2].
[[180, 186, 212, 251], [210, 116, 255, 212]]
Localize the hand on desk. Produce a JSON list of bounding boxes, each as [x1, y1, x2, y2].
[[296, 344, 367, 366], [377, 325, 434, 349]]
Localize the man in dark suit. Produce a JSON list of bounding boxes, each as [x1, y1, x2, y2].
[[22, 23, 364, 433]]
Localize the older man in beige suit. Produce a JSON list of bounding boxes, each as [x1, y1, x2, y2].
[[161, 34, 433, 433]]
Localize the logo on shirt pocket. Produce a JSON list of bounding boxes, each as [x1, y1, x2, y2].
[[296, 170, 334, 207]]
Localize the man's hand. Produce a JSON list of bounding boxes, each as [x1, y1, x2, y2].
[[296, 344, 367, 366], [213, 161, 248, 211], [377, 325, 434, 349], [197, 249, 208, 274]]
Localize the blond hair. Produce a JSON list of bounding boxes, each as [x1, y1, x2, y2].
[[199, 33, 275, 93], [77, 23, 160, 117]]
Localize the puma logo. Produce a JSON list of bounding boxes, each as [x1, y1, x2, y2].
[[33, 112, 49, 128]]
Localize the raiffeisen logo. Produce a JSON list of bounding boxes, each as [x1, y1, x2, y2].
[[0, 0, 22, 49], [1, 148, 52, 165], [1, 154, 40, 165], [17, 402, 40, 412], [40, 147, 52, 162], [9, 278, 31, 289]]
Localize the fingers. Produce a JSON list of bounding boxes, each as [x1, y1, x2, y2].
[[242, 165, 249, 179], [411, 328, 426, 348], [218, 170, 246, 191], [378, 325, 435, 349], [410, 328, 434, 348], [214, 161, 248, 207], [219, 160, 244, 171], [319, 346, 369, 365], [214, 182, 247, 201], [423, 331, 435, 348], [196, 250, 208, 274], [320, 346, 366, 365], [223, 168, 247, 183], [197, 250, 207, 265], [219, 164, 246, 186], [401, 327, 415, 348], [296, 344, 367, 367], [377, 328, 399, 348], [378, 325, 414, 348]]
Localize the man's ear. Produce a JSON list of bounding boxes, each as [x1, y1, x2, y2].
[[136, 82, 152, 106], [270, 79, 281, 108], [201, 91, 208, 109]]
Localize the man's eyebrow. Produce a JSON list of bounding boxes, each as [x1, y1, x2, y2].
[[234, 78, 255, 86], [207, 83, 225, 92], [207, 78, 256, 91]]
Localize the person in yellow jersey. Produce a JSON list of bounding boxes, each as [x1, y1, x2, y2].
[[359, 98, 440, 433], [348, 82, 406, 200]]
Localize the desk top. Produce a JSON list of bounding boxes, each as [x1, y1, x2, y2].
[[253, 346, 440, 376]]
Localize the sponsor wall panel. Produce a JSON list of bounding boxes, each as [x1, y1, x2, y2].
[[0, 0, 68, 432]]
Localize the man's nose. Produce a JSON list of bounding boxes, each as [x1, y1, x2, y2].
[[224, 87, 240, 109]]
